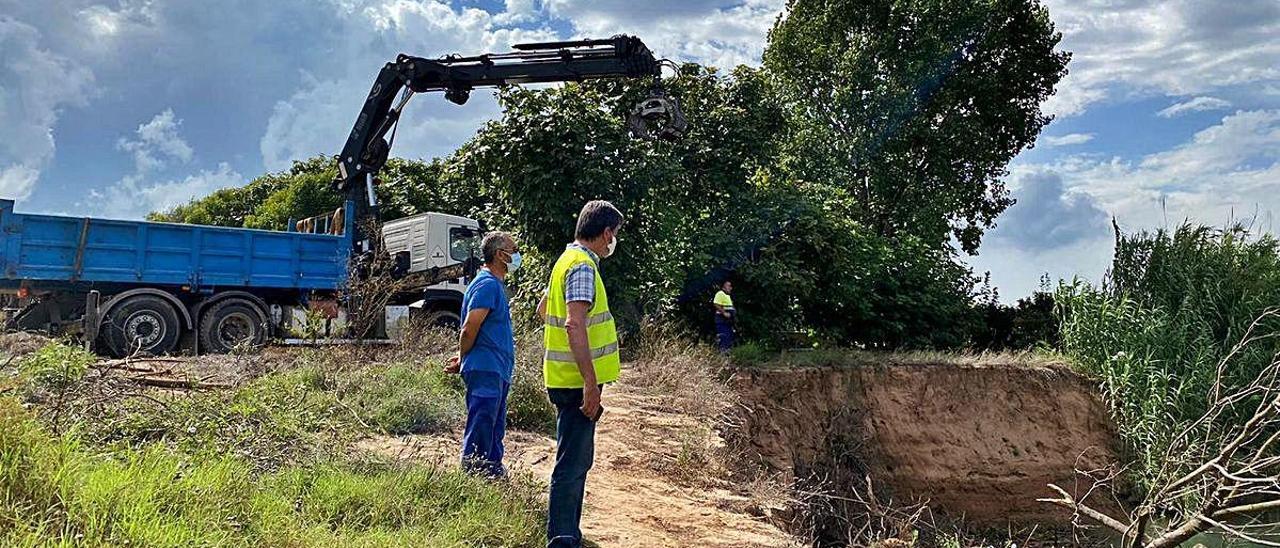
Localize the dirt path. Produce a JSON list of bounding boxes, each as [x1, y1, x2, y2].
[[361, 385, 798, 548]]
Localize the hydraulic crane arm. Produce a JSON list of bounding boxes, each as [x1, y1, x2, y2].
[[334, 35, 683, 240]]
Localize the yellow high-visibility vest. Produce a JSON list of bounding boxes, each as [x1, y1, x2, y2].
[[543, 247, 620, 388], [713, 290, 734, 310]]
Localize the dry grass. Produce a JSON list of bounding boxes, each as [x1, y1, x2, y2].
[[626, 322, 738, 421], [740, 346, 1074, 372]]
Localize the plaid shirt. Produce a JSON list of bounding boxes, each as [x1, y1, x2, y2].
[[563, 243, 599, 305]]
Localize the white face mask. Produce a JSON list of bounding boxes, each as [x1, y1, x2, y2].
[[506, 251, 522, 272], [605, 231, 618, 257]]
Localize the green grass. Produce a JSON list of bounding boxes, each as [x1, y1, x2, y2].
[[9, 340, 557, 470], [0, 397, 545, 547], [342, 362, 466, 435], [0, 340, 557, 546]]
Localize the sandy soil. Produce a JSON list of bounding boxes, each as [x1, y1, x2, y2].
[[734, 361, 1121, 525], [361, 385, 800, 548]]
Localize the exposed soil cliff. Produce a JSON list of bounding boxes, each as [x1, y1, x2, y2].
[[733, 358, 1120, 525]]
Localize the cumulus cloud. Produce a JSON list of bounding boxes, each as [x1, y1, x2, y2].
[[1025, 109, 1280, 242], [89, 110, 241, 219], [0, 16, 93, 199], [260, 0, 559, 171], [1042, 0, 1280, 117], [991, 170, 1109, 250], [1157, 96, 1232, 118], [90, 163, 243, 220], [0, 165, 40, 200], [977, 109, 1280, 300], [546, 0, 783, 70], [494, 0, 541, 25], [1042, 133, 1095, 147], [116, 109, 194, 173]]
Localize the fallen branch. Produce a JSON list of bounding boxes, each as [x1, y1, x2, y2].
[[1038, 483, 1131, 536], [129, 376, 231, 390]]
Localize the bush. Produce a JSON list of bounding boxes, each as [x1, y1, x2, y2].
[[17, 342, 91, 398]]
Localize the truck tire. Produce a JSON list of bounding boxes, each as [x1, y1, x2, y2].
[[425, 309, 462, 330], [199, 299, 267, 354], [100, 295, 182, 358]]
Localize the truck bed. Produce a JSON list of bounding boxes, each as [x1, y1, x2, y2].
[[0, 200, 348, 291]]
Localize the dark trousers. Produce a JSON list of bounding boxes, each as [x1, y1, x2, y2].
[[715, 318, 735, 352], [461, 372, 509, 478], [546, 386, 601, 548]]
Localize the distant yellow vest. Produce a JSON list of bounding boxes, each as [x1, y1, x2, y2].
[[544, 247, 621, 388]]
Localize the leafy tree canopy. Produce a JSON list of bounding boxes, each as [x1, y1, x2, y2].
[[765, 0, 1069, 252]]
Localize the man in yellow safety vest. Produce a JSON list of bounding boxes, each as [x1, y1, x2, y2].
[[712, 280, 735, 352], [538, 200, 623, 548]]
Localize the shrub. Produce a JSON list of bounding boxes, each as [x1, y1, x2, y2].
[[507, 331, 556, 434]]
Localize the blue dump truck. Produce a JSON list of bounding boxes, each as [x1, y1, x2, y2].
[[0, 199, 482, 357], [0, 35, 684, 356]]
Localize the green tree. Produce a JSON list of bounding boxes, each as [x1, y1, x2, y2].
[[150, 157, 339, 227], [442, 67, 790, 330], [765, 0, 1069, 252]]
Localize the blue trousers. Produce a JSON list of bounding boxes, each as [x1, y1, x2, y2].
[[461, 371, 509, 478], [546, 386, 601, 548], [715, 320, 734, 352]]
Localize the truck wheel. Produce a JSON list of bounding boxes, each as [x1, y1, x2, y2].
[[199, 299, 267, 354], [425, 310, 461, 330], [101, 295, 182, 358]]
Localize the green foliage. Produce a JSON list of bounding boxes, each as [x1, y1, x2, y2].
[[0, 398, 544, 547], [971, 278, 1059, 350], [18, 342, 91, 395], [765, 0, 1068, 252], [151, 156, 339, 229], [342, 363, 464, 435], [1057, 223, 1280, 489], [507, 332, 556, 433]]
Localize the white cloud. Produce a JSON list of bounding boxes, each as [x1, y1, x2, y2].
[[1157, 96, 1232, 118], [116, 109, 194, 173], [1042, 133, 1095, 147], [1042, 0, 1280, 117], [0, 16, 93, 199], [260, 0, 559, 171], [88, 110, 241, 219], [494, 0, 540, 25], [0, 165, 39, 200], [546, 0, 783, 70], [968, 234, 1114, 303], [90, 163, 243, 220], [983, 109, 1280, 298]]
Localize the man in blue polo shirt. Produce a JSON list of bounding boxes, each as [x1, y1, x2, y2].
[[446, 231, 520, 477]]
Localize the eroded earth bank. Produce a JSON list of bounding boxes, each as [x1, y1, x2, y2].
[[731, 357, 1120, 542]]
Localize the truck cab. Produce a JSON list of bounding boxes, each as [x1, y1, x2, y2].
[[381, 212, 482, 328]]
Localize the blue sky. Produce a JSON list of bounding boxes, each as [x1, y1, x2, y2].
[[1, 0, 1277, 300]]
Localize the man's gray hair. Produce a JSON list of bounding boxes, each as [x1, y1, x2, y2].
[[481, 231, 514, 264], [575, 200, 624, 241]]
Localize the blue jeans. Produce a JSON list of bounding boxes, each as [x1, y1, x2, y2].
[[546, 386, 601, 548], [461, 371, 509, 478]]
